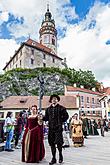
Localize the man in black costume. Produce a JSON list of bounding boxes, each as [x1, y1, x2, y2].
[[81, 113, 89, 138], [44, 94, 69, 165]]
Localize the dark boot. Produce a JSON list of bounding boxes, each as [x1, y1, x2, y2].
[[59, 153, 63, 163], [49, 158, 56, 165], [49, 145, 56, 165], [57, 145, 63, 163]]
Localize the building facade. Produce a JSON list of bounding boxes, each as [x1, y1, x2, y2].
[[0, 95, 78, 119], [3, 6, 65, 72], [100, 87, 110, 119], [65, 85, 104, 119]]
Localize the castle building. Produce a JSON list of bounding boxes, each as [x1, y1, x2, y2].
[[3, 5, 65, 72]]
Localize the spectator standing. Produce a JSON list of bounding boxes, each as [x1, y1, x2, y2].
[[4, 111, 15, 152], [14, 111, 24, 149]]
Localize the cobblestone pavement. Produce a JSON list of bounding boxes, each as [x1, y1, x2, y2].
[[0, 131, 110, 165]]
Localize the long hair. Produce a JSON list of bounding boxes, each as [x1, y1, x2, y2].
[[6, 111, 13, 118]]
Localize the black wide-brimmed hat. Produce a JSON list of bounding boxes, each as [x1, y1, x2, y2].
[[49, 94, 60, 103]]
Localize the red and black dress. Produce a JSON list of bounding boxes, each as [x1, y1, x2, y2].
[[22, 116, 45, 163]]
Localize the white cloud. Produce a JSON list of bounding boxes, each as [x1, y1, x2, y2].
[[0, 11, 9, 25], [0, 0, 77, 39], [0, 11, 9, 21], [0, 39, 19, 72], [0, 0, 110, 88], [58, 1, 110, 87]]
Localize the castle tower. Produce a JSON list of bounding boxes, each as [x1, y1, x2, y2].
[[39, 4, 57, 54]]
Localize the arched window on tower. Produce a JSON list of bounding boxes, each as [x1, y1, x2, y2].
[[52, 38, 55, 45]]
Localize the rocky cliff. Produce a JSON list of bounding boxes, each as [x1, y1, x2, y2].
[[0, 68, 69, 101]]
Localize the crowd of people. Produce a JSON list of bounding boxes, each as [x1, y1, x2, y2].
[[3, 94, 109, 164]]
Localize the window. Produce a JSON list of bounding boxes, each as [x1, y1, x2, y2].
[[31, 49, 34, 55], [31, 58, 34, 65], [13, 59, 15, 65], [20, 60, 21, 66], [0, 112, 4, 118], [92, 98, 95, 104], [93, 111, 95, 114], [81, 96, 84, 102], [104, 101, 106, 107], [16, 64, 17, 68], [52, 58, 55, 63], [97, 98, 99, 104], [52, 38, 55, 45], [20, 98, 27, 103], [87, 111, 90, 114], [16, 54, 18, 61], [20, 50, 22, 56], [44, 35, 49, 43], [43, 63, 46, 67], [87, 97, 89, 103], [43, 54, 46, 59]]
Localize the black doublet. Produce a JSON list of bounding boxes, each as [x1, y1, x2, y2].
[[44, 104, 69, 146]]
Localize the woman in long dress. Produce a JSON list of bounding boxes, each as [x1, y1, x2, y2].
[[71, 113, 84, 147], [22, 105, 45, 163]]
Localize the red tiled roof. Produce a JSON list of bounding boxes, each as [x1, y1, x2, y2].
[[25, 39, 62, 59], [102, 87, 110, 96], [1, 95, 77, 109], [66, 86, 103, 96], [103, 87, 110, 94], [26, 39, 52, 54]]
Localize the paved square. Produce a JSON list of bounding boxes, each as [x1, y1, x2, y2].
[[0, 131, 110, 165]]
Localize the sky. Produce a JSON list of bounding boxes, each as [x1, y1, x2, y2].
[[0, 0, 110, 87]]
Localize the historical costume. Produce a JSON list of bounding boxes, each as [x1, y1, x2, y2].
[[81, 113, 89, 138], [71, 113, 84, 147], [89, 119, 99, 135], [99, 119, 106, 136], [44, 94, 69, 165], [22, 105, 45, 163], [14, 111, 24, 149]]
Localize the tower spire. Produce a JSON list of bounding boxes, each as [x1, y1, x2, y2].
[[47, 3, 49, 12], [39, 4, 57, 54]]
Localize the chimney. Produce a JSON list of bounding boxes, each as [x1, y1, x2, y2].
[[73, 83, 77, 87]]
